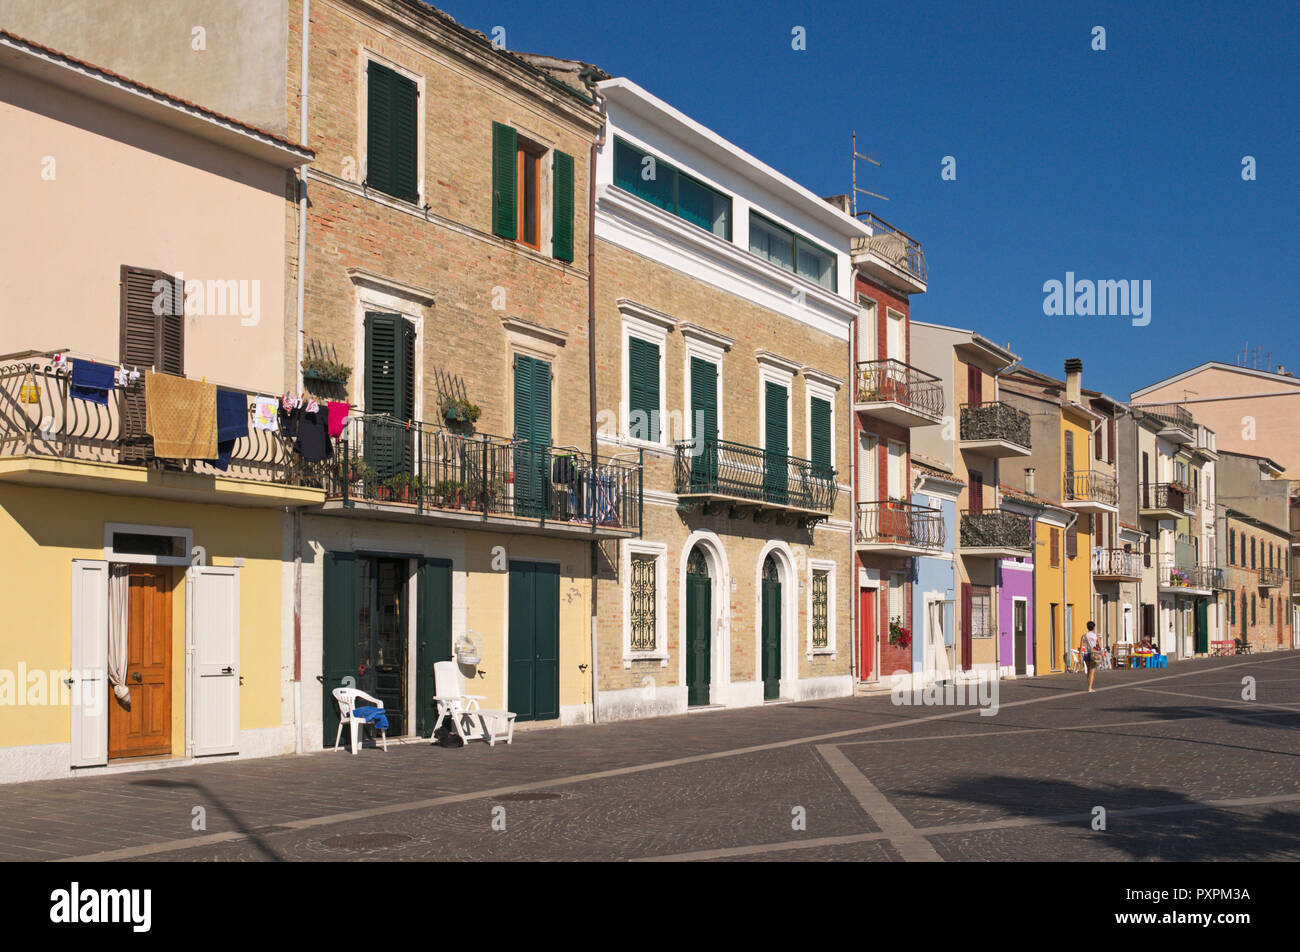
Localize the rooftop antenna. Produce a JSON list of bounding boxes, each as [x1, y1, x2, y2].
[[850, 130, 888, 216]]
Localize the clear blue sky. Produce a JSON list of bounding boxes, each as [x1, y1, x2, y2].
[[439, 0, 1299, 399]]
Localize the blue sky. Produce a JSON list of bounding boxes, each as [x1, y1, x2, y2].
[[439, 0, 1299, 399]]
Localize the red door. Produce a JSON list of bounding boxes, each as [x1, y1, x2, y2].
[[859, 587, 876, 681]]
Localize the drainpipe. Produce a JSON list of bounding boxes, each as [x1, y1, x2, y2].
[[848, 281, 858, 684], [1063, 510, 1078, 669], [292, 0, 310, 753], [583, 73, 607, 723]]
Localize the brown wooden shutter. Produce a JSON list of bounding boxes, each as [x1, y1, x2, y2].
[[966, 364, 982, 405], [1050, 528, 1060, 567], [119, 265, 184, 375], [960, 582, 972, 669], [1107, 419, 1116, 462], [1066, 523, 1078, 559], [968, 469, 983, 514]]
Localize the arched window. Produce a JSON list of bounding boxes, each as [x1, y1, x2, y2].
[[687, 546, 709, 578]]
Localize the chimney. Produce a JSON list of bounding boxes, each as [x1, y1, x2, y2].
[[1064, 357, 1083, 404], [822, 193, 852, 215], [1025, 467, 1036, 496]]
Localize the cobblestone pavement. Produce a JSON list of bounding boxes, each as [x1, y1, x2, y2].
[[4, 652, 1300, 862]]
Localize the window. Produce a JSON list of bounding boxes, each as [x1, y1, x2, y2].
[[1066, 524, 1078, 559], [749, 211, 838, 291], [493, 123, 575, 261], [1270, 596, 1275, 625], [888, 572, 905, 628], [971, 586, 993, 638], [366, 61, 418, 202], [120, 265, 184, 375], [1229, 529, 1235, 565], [1251, 537, 1257, 569], [364, 311, 417, 477], [811, 569, 829, 649], [887, 440, 905, 500], [1251, 593, 1257, 626], [1229, 594, 1235, 625], [630, 554, 657, 651], [612, 138, 731, 238], [1143, 536, 1151, 567], [627, 336, 661, 442], [809, 395, 833, 477]]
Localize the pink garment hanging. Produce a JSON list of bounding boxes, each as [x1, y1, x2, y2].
[[327, 401, 350, 439]]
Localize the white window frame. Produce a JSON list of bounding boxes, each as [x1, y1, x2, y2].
[[359, 49, 426, 207], [619, 302, 674, 449], [103, 522, 194, 567], [857, 296, 878, 362], [859, 431, 878, 502], [805, 379, 837, 472], [885, 308, 905, 362], [623, 540, 668, 666], [807, 559, 837, 658]]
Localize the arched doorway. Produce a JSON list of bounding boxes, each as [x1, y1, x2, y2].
[[761, 554, 782, 700], [685, 546, 712, 706]]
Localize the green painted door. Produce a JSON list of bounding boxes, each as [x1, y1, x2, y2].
[[685, 548, 711, 706], [1195, 598, 1209, 655], [689, 357, 718, 492], [764, 381, 788, 504], [508, 561, 560, 721], [415, 558, 452, 737], [322, 551, 359, 747], [513, 354, 552, 518], [761, 555, 782, 700]]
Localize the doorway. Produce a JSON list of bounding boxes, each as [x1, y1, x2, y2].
[[1013, 598, 1028, 676], [358, 557, 409, 737], [859, 587, 876, 681], [685, 547, 712, 706], [761, 554, 782, 699], [109, 566, 172, 760], [508, 560, 560, 722]]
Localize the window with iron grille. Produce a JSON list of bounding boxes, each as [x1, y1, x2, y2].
[[630, 555, 657, 652], [812, 569, 829, 649], [971, 586, 994, 638]]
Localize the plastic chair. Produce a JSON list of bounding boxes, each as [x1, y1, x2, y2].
[[332, 687, 388, 755], [430, 661, 516, 747]]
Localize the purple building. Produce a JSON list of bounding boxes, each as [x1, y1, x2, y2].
[[998, 558, 1034, 675]]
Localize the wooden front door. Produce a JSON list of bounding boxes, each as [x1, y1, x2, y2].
[[686, 548, 711, 706], [1014, 600, 1028, 676], [109, 567, 172, 760], [859, 588, 876, 681], [416, 558, 453, 737], [761, 556, 782, 700], [1195, 598, 1209, 654], [508, 560, 560, 721]]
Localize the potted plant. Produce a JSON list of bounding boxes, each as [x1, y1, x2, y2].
[[301, 356, 351, 386], [433, 479, 465, 509], [888, 617, 911, 648], [440, 396, 481, 425]]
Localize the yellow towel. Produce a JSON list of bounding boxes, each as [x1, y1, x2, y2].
[[145, 371, 218, 459]]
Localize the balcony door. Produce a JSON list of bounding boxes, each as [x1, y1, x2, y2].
[[689, 356, 719, 491], [686, 547, 712, 707], [761, 555, 782, 700], [513, 354, 552, 517], [364, 311, 416, 480], [763, 381, 789, 505], [858, 433, 878, 502]]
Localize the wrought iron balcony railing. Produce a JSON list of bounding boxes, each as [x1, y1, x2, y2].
[[1064, 469, 1118, 506], [0, 350, 301, 483], [673, 437, 836, 514], [959, 401, 1031, 450], [1141, 481, 1189, 513], [856, 500, 945, 550], [1259, 567, 1287, 588], [959, 508, 1032, 551], [331, 415, 642, 533], [852, 212, 928, 283], [1140, 402, 1194, 434], [854, 358, 944, 419], [1157, 555, 1223, 591], [1092, 547, 1143, 578]]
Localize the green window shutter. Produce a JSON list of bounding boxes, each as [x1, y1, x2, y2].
[[367, 63, 417, 201], [690, 357, 718, 443], [364, 311, 414, 477], [492, 122, 517, 239], [810, 396, 832, 474], [765, 382, 788, 456], [513, 354, 551, 445], [628, 337, 660, 442], [321, 551, 359, 747], [552, 150, 575, 262]]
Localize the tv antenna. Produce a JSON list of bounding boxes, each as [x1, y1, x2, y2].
[[851, 130, 888, 216]]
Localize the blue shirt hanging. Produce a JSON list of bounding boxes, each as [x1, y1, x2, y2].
[[70, 360, 115, 406]]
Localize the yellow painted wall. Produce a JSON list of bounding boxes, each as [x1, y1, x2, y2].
[[1062, 412, 1094, 659], [0, 482, 285, 751]]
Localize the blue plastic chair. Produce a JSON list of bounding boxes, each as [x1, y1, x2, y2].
[[1155, 654, 1167, 669]]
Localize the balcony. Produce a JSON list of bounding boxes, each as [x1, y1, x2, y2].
[[1140, 403, 1195, 445], [1092, 547, 1142, 580], [328, 416, 642, 538], [855, 500, 945, 556], [1259, 567, 1286, 590], [958, 508, 1032, 558], [851, 212, 928, 294], [854, 359, 944, 427], [674, 437, 836, 525], [1157, 556, 1219, 595], [958, 402, 1031, 457], [0, 350, 321, 507], [1062, 470, 1118, 514], [1140, 482, 1190, 520]]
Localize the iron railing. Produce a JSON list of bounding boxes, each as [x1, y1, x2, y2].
[[673, 437, 836, 513], [960, 508, 1032, 551], [0, 350, 300, 483], [1092, 547, 1143, 578], [854, 358, 944, 418], [1138, 402, 1194, 434], [1141, 481, 1189, 513], [1064, 469, 1118, 506], [1259, 567, 1287, 588], [1157, 555, 1223, 591], [330, 415, 642, 533], [853, 212, 928, 283], [856, 500, 945, 550], [959, 401, 1031, 450]]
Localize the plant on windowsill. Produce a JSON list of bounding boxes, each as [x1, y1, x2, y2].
[[888, 617, 911, 649], [441, 396, 481, 425], [1169, 569, 1190, 587], [301, 356, 351, 386]]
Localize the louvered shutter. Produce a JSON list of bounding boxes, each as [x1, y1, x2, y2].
[[367, 63, 418, 202], [810, 396, 832, 476], [363, 311, 414, 478], [513, 354, 551, 517], [1050, 527, 1060, 566], [689, 357, 718, 489], [390, 70, 418, 202], [119, 265, 183, 374], [764, 381, 789, 503], [552, 150, 574, 262], [492, 122, 517, 239], [628, 337, 659, 442]]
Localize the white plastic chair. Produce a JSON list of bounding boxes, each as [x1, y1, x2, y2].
[[430, 661, 516, 747], [332, 687, 389, 754]]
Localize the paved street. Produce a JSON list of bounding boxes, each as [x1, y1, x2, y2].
[[4, 652, 1300, 862]]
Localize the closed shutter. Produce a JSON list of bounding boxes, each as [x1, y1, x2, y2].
[[628, 337, 660, 442], [1066, 523, 1077, 559], [321, 551, 359, 748], [1050, 527, 1060, 566], [810, 396, 832, 476], [764, 382, 789, 504], [1064, 430, 1075, 497], [552, 150, 574, 262], [513, 353, 552, 446], [960, 582, 972, 669], [367, 62, 418, 202], [969, 469, 983, 514], [492, 122, 517, 239], [689, 357, 718, 490], [120, 265, 183, 374], [364, 312, 414, 477], [966, 364, 982, 404]]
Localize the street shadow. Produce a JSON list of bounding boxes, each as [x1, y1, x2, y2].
[[130, 777, 284, 861]]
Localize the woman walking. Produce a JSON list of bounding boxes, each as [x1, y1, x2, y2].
[[1079, 621, 1101, 692]]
